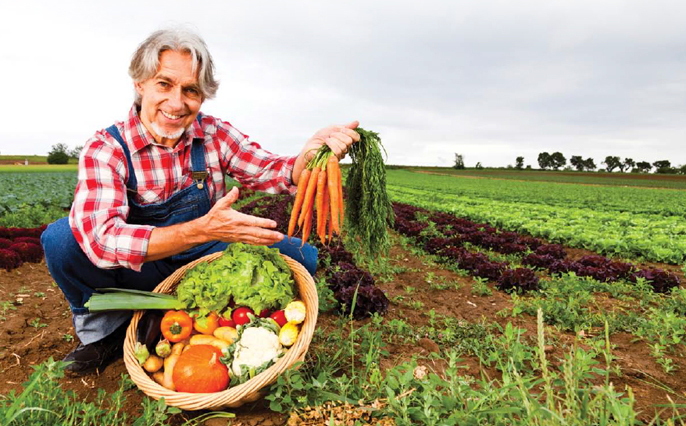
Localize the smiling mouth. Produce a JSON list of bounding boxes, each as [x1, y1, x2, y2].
[[161, 110, 184, 120]]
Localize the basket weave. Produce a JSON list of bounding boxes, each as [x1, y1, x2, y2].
[[122, 251, 319, 410]]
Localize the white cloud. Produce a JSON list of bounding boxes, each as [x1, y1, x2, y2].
[[0, 0, 684, 167]]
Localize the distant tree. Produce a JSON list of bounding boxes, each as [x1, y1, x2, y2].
[[635, 161, 652, 173], [475, 162, 484, 169], [525, 165, 532, 170], [69, 145, 83, 159], [537, 152, 552, 170], [622, 158, 635, 173], [47, 143, 70, 165], [583, 158, 596, 171], [515, 156, 524, 170], [453, 153, 465, 170], [653, 160, 674, 174], [550, 152, 566, 170], [602, 156, 621, 172], [678, 164, 686, 175], [570, 155, 585, 171]]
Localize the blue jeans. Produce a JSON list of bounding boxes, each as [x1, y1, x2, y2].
[[41, 217, 317, 344]]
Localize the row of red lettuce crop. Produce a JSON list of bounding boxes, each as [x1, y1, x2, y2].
[[0, 226, 46, 271], [393, 202, 680, 293], [239, 193, 389, 318]]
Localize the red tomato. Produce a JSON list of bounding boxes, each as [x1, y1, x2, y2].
[[270, 310, 287, 327], [258, 308, 271, 318], [218, 316, 236, 328], [232, 307, 254, 326]]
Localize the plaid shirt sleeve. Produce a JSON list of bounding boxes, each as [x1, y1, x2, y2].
[[214, 118, 298, 195], [68, 134, 154, 272]]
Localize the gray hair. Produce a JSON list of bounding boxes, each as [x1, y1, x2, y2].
[[129, 27, 219, 105]]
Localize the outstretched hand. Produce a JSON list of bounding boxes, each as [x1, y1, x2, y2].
[[200, 187, 283, 245]]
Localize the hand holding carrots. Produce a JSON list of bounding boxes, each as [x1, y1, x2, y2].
[[292, 121, 360, 185]]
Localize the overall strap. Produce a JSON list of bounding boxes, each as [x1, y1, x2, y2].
[[105, 125, 138, 192], [190, 114, 209, 188]]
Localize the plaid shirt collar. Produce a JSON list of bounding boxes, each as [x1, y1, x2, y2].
[[122, 105, 205, 153]]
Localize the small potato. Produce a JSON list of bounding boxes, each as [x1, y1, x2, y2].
[[189, 334, 230, 352], [213, 326, 238, 344], [143, 354, 164, 373]]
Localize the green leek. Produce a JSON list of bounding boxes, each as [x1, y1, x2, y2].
[[84, 288, 185, 312]]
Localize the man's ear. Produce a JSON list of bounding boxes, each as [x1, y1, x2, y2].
[[134, 81, 144, 97]]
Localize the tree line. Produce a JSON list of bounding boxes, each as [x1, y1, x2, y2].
[[534, 152, 682, 174], [47, 143, 83, 164], [453, 152, 685, 174]]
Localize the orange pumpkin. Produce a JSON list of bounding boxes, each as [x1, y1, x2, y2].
[[172, 345, 229, 393]]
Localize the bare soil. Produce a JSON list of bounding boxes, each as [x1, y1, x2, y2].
[[1, 241, 685, 425]]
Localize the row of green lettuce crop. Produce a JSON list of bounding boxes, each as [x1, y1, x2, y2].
[[0, 173, 78, 227], [387, 169, 686, 217], [387, 185, 686, 264]]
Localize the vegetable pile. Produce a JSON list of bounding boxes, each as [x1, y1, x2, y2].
[[87, 244, 309, 394]]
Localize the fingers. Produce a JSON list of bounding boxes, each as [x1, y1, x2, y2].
[[234, 211, 278, 229], [344, 120, 359, 130], [217, 186, 240, 207], [325, 136, 347, 157], [240, 228, 284, 245]]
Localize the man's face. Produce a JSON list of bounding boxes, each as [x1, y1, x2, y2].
[[135, 50, 203, 146]]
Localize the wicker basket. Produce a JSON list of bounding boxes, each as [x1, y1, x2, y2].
[[122, 251, 319, 410]]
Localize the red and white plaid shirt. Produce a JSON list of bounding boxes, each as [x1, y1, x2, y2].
[[69, 105, 296, 271]]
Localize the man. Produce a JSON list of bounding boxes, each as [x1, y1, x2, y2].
[[41, 27, 359, 374]]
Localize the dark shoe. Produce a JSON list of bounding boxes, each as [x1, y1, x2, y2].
[[63, 325, 126, 374]]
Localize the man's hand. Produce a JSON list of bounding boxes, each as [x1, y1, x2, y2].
[[198, 187, 283, 245], [292, 121, 360, 184], [144, 187, 282, 262]]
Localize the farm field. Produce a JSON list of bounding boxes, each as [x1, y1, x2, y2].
[[399, 166, 686, 190], [386, 169, 686, 264], [1, 168, 686, 425]]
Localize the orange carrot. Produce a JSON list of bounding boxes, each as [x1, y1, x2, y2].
[[335, 160, 344, 228], [327, 206, 333, 243], [327, 156, 340, 234], [298, 167, 320, 228], [319, 183, 330, 244], [315, 165, 327, 241], [288, 168, 311, 241], [301, 196, 314, 247]]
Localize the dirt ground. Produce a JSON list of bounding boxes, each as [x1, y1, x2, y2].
[[1, 241, 685, 425]]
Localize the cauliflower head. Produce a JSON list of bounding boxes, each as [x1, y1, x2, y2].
[[231, 326, 283, 377]]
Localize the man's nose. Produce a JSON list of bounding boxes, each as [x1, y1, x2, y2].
[[167, 88, 184, 110]]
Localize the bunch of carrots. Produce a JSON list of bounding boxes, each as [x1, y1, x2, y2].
[[288, 148, 343, 246]]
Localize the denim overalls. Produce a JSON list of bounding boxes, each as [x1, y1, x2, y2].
[[42, 120, 317, 344]]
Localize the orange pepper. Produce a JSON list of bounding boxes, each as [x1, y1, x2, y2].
[[193, 311, 220, 335], [161, 310, 193, 343]]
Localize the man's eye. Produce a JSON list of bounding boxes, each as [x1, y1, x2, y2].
[[185, 88, 200, 97], [158, 81, 170, 88]]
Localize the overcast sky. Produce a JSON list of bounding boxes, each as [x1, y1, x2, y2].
[[1, 0, 684, 167]]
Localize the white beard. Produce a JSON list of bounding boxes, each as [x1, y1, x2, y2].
[[151, 121, 186, 140]]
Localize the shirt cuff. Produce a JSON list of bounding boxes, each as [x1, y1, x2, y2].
[[118, 224, 154, 272], [283, 156, 298, 195]]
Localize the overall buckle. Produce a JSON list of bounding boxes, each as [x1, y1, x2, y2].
[[192, 171, 209, 189]]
